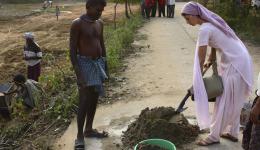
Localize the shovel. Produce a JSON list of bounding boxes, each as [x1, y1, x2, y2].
[[176, 64, 212, 114], [176, 89, 192, 113]]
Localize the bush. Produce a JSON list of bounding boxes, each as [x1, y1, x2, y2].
[[211, 1, 260, 43], [105, 15, 143, 70]]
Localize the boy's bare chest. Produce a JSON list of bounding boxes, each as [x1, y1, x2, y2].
[[80, 22, 101, 38]]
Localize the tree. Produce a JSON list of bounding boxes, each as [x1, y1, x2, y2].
[[200, 0, 210, 6], [114, 0, 136, 29], [128, 0, 134, 15], [114, 0, 120, 29], [125, 0, 130, 18]]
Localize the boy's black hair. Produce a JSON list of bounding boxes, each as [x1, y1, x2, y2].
[[86, 0, 107, 8], [13, 74, 26, 84]]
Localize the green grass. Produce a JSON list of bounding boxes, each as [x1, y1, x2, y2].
[[105, 15, 144, 70]]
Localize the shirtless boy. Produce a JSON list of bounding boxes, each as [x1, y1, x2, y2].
[[69, 0, 108, 149]]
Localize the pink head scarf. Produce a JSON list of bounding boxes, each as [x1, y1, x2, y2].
[[181, 1, 238, 40]]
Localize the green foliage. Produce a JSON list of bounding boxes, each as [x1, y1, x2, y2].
[[211, 1, 260, 43], [1, 121, 30, 140], [40, 72, 64, 93], [39, 64, 78, 119], [44, 84, 78, 119], [105, 14, 143, 70], [11, 99, 26, 119]]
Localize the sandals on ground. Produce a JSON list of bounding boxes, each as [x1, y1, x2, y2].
[[74, 139, 85, 150], [196, 138, 220, 146], [221, 133, 238, 142]]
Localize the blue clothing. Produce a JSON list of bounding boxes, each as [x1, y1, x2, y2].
[[77, 55, 108, 96]]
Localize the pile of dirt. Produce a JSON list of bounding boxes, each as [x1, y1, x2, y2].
[[122, 107, 199, 149]]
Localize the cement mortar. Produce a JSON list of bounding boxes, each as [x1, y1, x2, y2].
[[122, 107, 199, 149]]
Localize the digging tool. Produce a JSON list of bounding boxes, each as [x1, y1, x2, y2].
[[176, 64, 212, 114], [176, 89, 192, 113], [0, 83, 14, 118]]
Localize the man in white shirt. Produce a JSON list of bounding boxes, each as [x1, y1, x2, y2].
[[23, 32, 42, 82], [167, 0, 175, 18]]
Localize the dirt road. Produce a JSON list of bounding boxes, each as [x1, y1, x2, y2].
[[55, 3, 260, 150]]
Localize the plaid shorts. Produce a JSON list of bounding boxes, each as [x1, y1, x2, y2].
[[77, 55, 108, 96]]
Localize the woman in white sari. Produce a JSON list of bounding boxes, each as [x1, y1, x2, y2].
[[181, 2, 254, 146]]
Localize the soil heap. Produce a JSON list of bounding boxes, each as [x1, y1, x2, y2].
[[122, 107, 199, 149]]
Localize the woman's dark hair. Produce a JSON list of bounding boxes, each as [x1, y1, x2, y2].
[[13, 74, 26, 84], [86, 0, 107, 8]]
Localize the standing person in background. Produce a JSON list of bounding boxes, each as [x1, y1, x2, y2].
[[42, 1, 47, 9], [151, 0, 157, 17], [23, 32, 42, 82], [49, 1, 53, 7], [141, 0, 146, 18], [158, 0, 166, 17], [55, 5, 60, 21], [167, 0, 175, 18], [145, 0, 152, 19]]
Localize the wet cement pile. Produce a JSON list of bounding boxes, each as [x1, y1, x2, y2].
[[122, 107, 199, 149]]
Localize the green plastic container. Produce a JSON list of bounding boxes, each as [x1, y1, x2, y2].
[[134, 139, 176, 150]]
